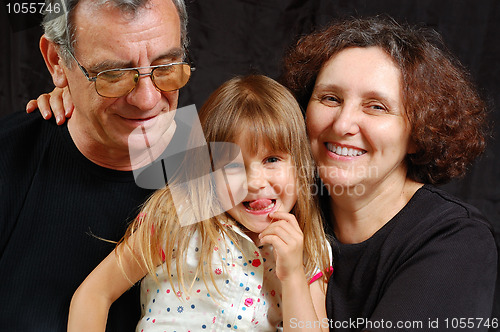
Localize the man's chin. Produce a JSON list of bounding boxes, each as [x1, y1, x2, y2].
[[127, 127, 172, 163]]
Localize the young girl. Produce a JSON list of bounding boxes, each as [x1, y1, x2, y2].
[[68, 75, 332, 331]]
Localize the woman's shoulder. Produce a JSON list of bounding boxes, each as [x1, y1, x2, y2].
[[402, 184, 491, 227], [387, 184, 496, 253]]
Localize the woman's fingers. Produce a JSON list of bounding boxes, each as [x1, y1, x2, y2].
[[62, 87, 74, 118], [48, 88, 69, 125], [26, 99, 39, 114], [26, 87, 72, 125], [35, 93, 53, 119]]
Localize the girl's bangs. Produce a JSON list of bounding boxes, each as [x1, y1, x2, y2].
[[232, 107, 293, 156]]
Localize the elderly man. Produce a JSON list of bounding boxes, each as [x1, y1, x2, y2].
[[0, 0, 192, 331]]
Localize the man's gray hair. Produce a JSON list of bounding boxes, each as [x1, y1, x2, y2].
[[42, 0, 188, 65]]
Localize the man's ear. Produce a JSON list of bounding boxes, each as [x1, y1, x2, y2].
[[40, 35, 69, 88]]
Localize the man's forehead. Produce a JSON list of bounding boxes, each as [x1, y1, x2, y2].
[[72, 0, 181, 66], [75, 0, 177, 22]]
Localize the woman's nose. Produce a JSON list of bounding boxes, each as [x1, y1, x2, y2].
[[331, 103, 360, 136]]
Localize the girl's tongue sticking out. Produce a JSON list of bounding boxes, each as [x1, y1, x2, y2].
[[244, 199, 276, 212]]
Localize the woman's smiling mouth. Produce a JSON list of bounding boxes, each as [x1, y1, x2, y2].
[[326, 143, 366, 157]]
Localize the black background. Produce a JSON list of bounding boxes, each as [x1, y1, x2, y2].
[[2, 0, 499, 327]]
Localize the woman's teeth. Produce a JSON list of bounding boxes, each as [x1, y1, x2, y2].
[[326, 143, 366, 157]]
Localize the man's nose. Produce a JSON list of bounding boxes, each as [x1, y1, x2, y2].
[[125, 73, 162, 111]]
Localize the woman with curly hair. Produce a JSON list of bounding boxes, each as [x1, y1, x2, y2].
[[282, 16, 496, 331]]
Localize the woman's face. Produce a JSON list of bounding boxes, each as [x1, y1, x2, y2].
[[306, 46, 413, 197]]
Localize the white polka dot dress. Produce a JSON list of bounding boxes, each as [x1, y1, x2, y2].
[[135, 224, 285, 332]]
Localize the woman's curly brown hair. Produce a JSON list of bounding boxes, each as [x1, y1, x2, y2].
[[281, 16, 489, 185]]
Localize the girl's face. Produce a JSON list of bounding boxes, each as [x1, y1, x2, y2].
[[306, 46, 413, 196], [215, 131, 298, 243]]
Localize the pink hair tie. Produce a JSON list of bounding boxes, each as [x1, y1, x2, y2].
[[309, 266, 333, 284]]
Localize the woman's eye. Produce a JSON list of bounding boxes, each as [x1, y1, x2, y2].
[[320, 95, 341, 106], [368, 104, 388, 113]]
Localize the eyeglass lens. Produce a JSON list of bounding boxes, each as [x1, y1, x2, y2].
[[95, 63, 192, 98]]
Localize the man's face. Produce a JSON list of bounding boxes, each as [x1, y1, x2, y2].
[[62, 0, 182, 163]]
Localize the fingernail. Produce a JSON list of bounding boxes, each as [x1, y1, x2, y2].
[[56, 115, 63, 123]]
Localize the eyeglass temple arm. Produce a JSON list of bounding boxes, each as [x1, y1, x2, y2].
[[67, 49, 97, 82], [185, 53, 196, 72]]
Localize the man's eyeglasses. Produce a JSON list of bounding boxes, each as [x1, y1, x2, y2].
[[67, 51, 195, 98]]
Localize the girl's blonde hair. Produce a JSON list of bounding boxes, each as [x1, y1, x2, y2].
[[120, 75, 331, 296]]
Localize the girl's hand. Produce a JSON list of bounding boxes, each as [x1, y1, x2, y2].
[[260, 212, 328, 331], [258, 211, 304, 282], [26, 86, 73, 125]]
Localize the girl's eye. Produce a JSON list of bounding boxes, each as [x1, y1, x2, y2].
[[224, 162, 244, 169], [265, 156, 280, 164]]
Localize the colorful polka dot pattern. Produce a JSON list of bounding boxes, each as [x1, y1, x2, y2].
[[135, 225, 285, 332]]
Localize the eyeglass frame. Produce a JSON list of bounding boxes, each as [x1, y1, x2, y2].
[[66, 50, 195, 98]]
